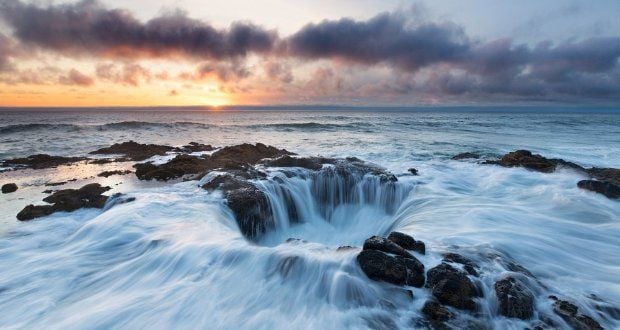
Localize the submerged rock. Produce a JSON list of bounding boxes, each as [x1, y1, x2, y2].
[[90, 141, 174, 161], [1, 154, 87, 170], [17, 183, 111, 221], [387, 231, 425, 255], [578, 180, 620, 199], [422, 300, 453, 323], [1, 183, 18, 194], [97, 170, 133, 178], [452, 152, 481, 160], [485, 150, 583, 173], [551, 297, 603, 330], [202, 175, 273, 239], [442, 253, 479, 276], [426, 263, 479, 311], [408, 168, 419, 175], [174, 142, 215, 153], [494, 277, 534, 319]]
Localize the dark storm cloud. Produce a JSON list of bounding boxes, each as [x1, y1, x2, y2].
[[0, 0, 277, 59], [285, 11, 470, 71]]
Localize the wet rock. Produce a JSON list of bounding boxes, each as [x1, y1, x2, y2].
[[552, 298, 603, 330], [17, 183, 111, 221], [485, 150, 583, 173], [363, 236, 414, 259], [408, 168, 419, 175], [262, 155, 333, 170], [422, 300, 453, 322], [494, 276, 534, 319], [90, 141, 174, 161], [2, 154, 87, 170], [356, 250, 408, 286], [174, 142, 215, 153], [452, 152, 481, 160], [578, 180, 620, 199], [202, 175, 273, 240], [442, 253, 479, 276], [1, 183, 17, 194], [97, 170, 133, 178], [426, 263, 479, 311], [336, 245, 357, 251], [135, 154, 210, 181], [587, 167, 620, 185], [45, 181, 68, 187], [211, 143, 294, 164], [387, 231, 425, 255]]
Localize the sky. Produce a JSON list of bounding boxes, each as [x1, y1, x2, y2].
[[0, 0, 619, 107]]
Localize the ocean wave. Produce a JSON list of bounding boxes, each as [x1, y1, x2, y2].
[[0, 123, 81, 134], [246, 122, 371, 131], [99, 121, 212, 130]]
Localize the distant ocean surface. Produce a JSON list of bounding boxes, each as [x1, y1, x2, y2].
[[0, 108, 619, 329]]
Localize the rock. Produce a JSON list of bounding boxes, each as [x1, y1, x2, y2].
[[1, 183, 18, 193], [2, 154, 87, 170], [45, 181, 67, 186], [442, 253, 479, 276], [578, 180, 620, 199], [452, 152, 481, 160], [485, 150, 583, 173], [494, 277, 534, 319], [174, 142, 215, 153], [211, 143, 294, 164], [408, 168, 419, 175], [387, 231, 425, 254], [262, 155, 333, 170], [90, 141, 175, 161], [17, 183, 111, 221], [426, 263, 479, 311], [587, 167, 620, 185], [357, 250, 424, 287], [552, 298, 603, 330], [135, 154, 210, 180], [363, 236, 414, 259], [203, 175, 273, 239], [422, 300, 453, 322], [97, 170, 133, 178]]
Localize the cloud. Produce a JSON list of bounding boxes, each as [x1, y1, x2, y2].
[[0, 0, 277, 60], [96, 63, 152, 86], [59, 69, 94, 86], [285, 11, 470, 71], [0, 33, 15, 71]]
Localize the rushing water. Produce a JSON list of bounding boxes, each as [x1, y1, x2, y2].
[[0, 108, 619, 329]]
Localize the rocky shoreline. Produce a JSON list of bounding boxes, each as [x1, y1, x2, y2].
[[1, 142, 618, 328]]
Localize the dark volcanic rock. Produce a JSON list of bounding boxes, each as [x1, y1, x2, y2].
[[1, 183, 18, 193], [135, 143, 291, 181], [408, 168, 419, 175], [17, 183, 111, 221], [45, 181, 68, 187], [262, 155, 333, 170], [452, 152, 481, 160], [578, 180, 620, 199], [587, 167, 620, 185], [485, 150, 583, 173], [363, 236, 414, 259], [442, 253, 479, 276], [422, 300, 453, 322], [202, 175, 273, 239], [358, 236, 425, 287], [426, 263, 479, 311], [174, 142, 215, 153], [90, 141, 174, 161], [2, 154, 87, 170], [134, 154, 210, 181], [387, 231, 425, 255], [494, 277, 534, 319], [552, 298, 603, 330], [97, 170, 133, 178]]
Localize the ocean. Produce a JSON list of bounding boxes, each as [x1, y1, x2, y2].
[[0, 108, 619, 329]]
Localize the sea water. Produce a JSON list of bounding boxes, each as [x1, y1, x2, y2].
[[0, 108, 618, 329]]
